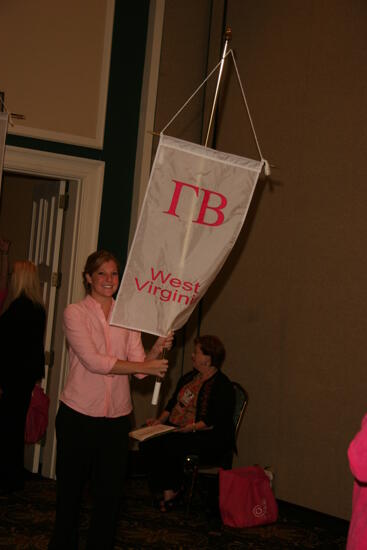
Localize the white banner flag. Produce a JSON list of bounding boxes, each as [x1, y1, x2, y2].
[[0, 112, 8, 196], [111, 135, 263, 336]]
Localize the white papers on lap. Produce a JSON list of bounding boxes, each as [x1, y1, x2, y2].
[[129, 424, 177, 442], [110, 135, 263, 336]]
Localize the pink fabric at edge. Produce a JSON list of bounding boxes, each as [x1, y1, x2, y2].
[[347, 413, 367, 550]]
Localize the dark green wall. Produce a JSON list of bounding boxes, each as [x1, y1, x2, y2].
[[6, 1, 150, 267]]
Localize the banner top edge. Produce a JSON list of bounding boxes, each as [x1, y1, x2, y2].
[[159, 135, 263, 173]]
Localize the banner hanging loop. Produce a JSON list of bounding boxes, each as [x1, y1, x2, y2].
[[159, 30, 271, 175]]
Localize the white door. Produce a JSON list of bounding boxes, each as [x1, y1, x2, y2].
[[24, 179, 67, 473]]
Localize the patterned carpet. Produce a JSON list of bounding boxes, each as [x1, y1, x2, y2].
[[0, 472, 348, 549]]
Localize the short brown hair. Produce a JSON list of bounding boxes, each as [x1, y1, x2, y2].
[[82, 250, 121, 294], [194, 334, 226, 369]]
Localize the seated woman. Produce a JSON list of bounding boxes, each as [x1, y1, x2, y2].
[[141, 334, 235, 512]]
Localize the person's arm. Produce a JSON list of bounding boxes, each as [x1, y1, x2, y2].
[[146, 410, 170, 426], [111, 331, 173, 376], [201, 374, 235, 429], [178, 375, 234, 433], [64, 304, 168, 377], [110, 358, 167, 377], [348, 414, 367, 483], [178, 420, 208, 433], [146, 371, 193, 426], [145, 333, 174, 360]]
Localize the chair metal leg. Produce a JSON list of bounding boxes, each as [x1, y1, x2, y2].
[[184, 454, 199, 515]]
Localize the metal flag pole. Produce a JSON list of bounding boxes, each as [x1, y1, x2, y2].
[[152, 28, 232, 407], [204, 26, 232, 148], [195, 28, 232, 339]]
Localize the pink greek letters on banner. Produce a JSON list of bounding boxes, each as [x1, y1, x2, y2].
[[163, 180, 227, 226], [110, 135, 263, 336]]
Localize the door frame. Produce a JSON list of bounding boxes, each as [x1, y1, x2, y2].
[[4, 147, 104, 302], [4, 145, 105, 477]]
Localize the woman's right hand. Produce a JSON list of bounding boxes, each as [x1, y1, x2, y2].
[[110, 358, 168, 376], [146, 418, 161, 426], [144, 358, 168, 378]]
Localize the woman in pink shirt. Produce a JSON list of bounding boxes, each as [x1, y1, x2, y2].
[[48, 250, 172, 550]]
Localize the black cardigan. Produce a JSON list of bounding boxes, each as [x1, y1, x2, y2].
[[0, 294, 46, 392], [165, 369, 235, 451]]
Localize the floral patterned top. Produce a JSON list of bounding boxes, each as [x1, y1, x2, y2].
[[169, 374, 207, 427]]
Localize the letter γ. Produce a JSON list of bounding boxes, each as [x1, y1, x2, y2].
[[163, 180, 199, 218]]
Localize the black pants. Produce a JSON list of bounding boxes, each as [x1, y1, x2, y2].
[[0, 386, 32, 492], [140, 430, 227, 493], [48, 403, 130, 550]]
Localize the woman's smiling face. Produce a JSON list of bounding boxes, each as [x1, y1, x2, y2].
[[86, 260, 119, 301]]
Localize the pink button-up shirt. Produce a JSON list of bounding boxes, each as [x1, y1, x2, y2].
[[60, 295, 145, 418]]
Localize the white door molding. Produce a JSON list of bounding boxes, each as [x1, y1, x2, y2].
[[4, 146, 104, 302], [4, 146, 105, 478]]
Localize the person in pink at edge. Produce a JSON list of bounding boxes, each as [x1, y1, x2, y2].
[[347, 413, 367, 549], [48, 250, 173, 550], [0, 238, 11, 312]]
